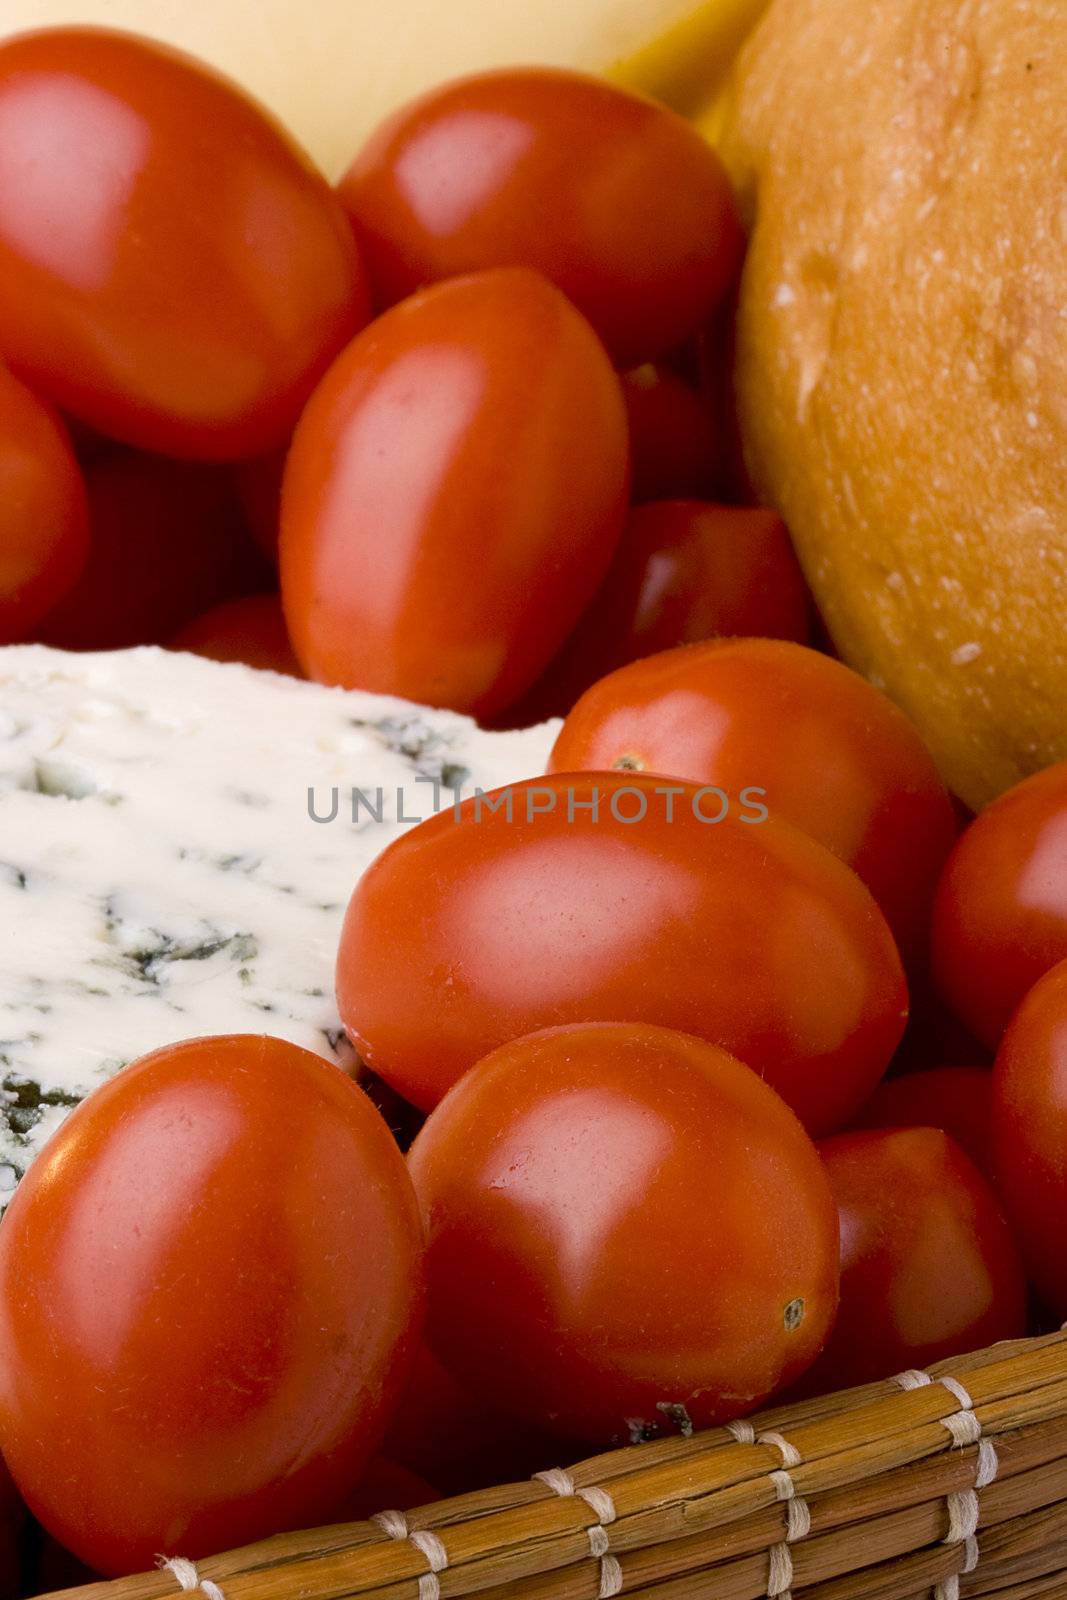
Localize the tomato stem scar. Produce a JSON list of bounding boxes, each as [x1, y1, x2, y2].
[[784, 1298, 805, 1331]]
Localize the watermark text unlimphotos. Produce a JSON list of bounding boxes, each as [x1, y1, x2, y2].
[[308, 779, 769, 828]]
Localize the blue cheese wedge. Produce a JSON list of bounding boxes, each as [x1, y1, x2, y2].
[[0, 645, 556, 1190]]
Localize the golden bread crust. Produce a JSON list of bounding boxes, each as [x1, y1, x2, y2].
[[720, 0, 1066, 808]]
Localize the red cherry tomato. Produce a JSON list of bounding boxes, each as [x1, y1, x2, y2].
[[932, 762, 1067, 1049], [513, 503, 811, 721], [854, 1067, 995, 1180], [337, 68, 743, 366], [383, 1343, 564, 1496], [0, 1035, 423, 1576], [409, 1023, 839, 1444], [40, 449, 270, 649], [622, 365, 723, 504], [281, 269, 629, 716], [170, 594, 301, 677], [550, 639, 956, 961], [993, 958, 1067, 1317], [798, 1129, 1026, 1394], [338, 770, 907, 1132], [0, 28, 367, 459], [0, 367, 88, 642]]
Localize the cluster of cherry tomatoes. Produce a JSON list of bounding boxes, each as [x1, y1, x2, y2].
[[5, 689, 1067, 1588], [0, 22, 804, 714], [0, 19, 1065, 1598]]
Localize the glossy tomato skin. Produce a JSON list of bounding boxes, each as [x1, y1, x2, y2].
[[993, 959, 1067, 1317], [40, 450, 270, 649], [0, 367, 88, 642], [409, 1023, 840, 1444], [0, 1036, 424, 1576], [550, 639, 956, 962], [170, 594, 301, 676], [281, 269, 629, 716], [513, 503, 811, 721], [0, 28, 368, 459], [855, 1066, 995, 1181], [337, 771, 907, 1133], [797, 1129, 1026, 1394], [622, 365, 723, 504], [337, 68, 743, 367], [932, 762, 1067, 1049]]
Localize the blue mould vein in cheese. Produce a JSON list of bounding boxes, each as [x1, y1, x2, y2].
[[0, 645, 556, 1189]]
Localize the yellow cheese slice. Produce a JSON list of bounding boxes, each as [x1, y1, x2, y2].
[[0, 0, 767, 176]]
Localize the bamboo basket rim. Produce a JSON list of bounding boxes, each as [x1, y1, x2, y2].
[[40, 1327, 1067, 1600]]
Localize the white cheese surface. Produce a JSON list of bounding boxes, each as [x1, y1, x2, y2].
[[0, 646, 555, 1188]]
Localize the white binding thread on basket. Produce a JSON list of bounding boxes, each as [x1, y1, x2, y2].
[[771, 1470, 813, 1544], [372, 1509, 410, 1540], [724, 1425, 811, 1600], [535, 1468, 623, 1598], [157, 1556, 226, 1600], [762, 1432, 810, 1600], [759, 1431, 803, 1470], [892, 1369, 1001, 1600], [767, 1541, 794, 1599], [371, 1509, 449, 1600]]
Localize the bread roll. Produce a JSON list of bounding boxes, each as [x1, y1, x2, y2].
[[720, 0, 1066, 809]]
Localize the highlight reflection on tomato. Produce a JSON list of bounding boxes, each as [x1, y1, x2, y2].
[[337, 771, 907, 1132], [0, 28, 368, 458], [409, 1023, 840, 1445]]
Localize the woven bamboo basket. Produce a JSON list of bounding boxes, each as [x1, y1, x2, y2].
[[41, 1327, 1067, 1600]]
